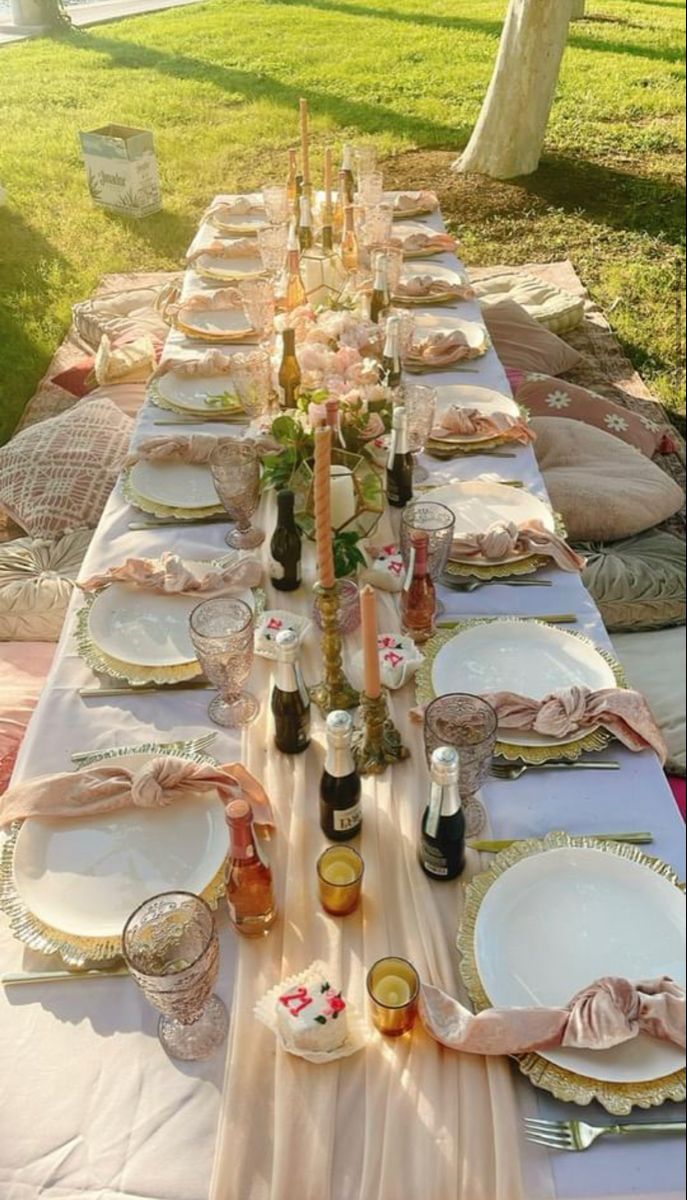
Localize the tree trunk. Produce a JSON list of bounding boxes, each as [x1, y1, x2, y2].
[[453, 0, 572, 180], [570, 0, 586, 17]]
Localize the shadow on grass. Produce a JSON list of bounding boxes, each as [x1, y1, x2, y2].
[[100, 205, 197, 262]]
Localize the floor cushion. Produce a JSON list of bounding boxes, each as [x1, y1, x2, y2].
[[668, 776, 685, 820], [576, 532, 686, 633], [532, 417, 684, 541], [0, 396, 133, 539], [0, 642, 56, 795], [482, 299, 583, 376], [473, 272, 584, 334], [611, 627, 686, 775], [0, 530, 93, 641], [72, 284, 169, 352], [509, 373, 676, 459]]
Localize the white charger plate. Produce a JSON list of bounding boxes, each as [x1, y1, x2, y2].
[[400, 260, 465, 288], [154, 371, 242, 414], [474, 845, 686, 1084], [427, 481, 554, 564], [129, 460, 220, 510], [12, 754, 229, 939], [209, 212, 268, 236], [413, 311, 488, 354], [177, 307, 254, 339], [195, 252, 264, 281], [431, 619, 616, 748], [87, 578, 253, 667], [433, 382, 520, 421]]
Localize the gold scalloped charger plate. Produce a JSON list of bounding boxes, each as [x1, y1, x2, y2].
[[0, 746, 226, 967], [458, 832, 686, 1112], [415, 618, 626, 763], [122, 463, 225, 520], [175, 306, 257, 342], [426, 481, 557, 579], [150, 374, 246, 417]]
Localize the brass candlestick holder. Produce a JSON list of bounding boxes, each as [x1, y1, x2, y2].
[[309, 582, 360, 716], [352, 689, 409, 776]]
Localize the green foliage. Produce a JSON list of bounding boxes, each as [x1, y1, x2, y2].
[[333, 529, 366, 579], [260, 412, 315, 492]]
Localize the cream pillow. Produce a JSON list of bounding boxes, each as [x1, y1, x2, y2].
[[0, 530, 92, 641], [0, 642, 57, 795], [532, 417, 684, 541], [0, 396, 133, 539], [611, 628, 686, 775], [482, 299, 583, 375], [474, 272, 584, 334]]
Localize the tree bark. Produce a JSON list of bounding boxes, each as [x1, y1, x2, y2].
[[453, 0, 572, 180], [570, 0, 586, 17]]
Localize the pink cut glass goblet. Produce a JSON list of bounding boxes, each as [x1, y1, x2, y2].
[[236, 278, 275, 338], [261, 184, 290, 225], [423, 694, 498, 837], [189, 596, 259, 727], [228, 349, 273, 419], [402, 383, 437, 482], [209, 440, 264, 549], [122, 891, 228, 1062], [257, 223, 288, 279]]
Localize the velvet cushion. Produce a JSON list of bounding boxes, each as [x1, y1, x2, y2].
[[0, 530, 92, 641], [576, 532, 686, 632], [611, 628, 686, 775], [481, 299, 583, 376], [532, 417, 684, 541], [473, 272, 584, 334]]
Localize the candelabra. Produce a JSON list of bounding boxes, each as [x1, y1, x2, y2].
[[352, 689, 409, 776]]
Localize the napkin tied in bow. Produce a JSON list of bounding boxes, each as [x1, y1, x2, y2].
[[394, 275, 475, 302], [126, 432, 280, 466], [450, 520, 585, 572], [433, 406, 535, 446], [391, 230, 457, 255], [186, 239, 259, 265], [405, 330, 481, 370], [79, 551, 262, 595]]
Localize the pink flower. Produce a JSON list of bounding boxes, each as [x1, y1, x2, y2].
[[298, 344, 331, 375], [360, 411, 385, 440], [327, 995, 346, 1014]]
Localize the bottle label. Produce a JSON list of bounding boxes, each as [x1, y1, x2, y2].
[[421, 839, 449, 877], [269, 556, 301, 583], [333, 802, 362, 833]]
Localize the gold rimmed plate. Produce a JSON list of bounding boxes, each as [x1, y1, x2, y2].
[[122, 461, 225, 521]]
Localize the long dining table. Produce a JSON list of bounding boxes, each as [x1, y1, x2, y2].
[[0, 195, 684, 1200]]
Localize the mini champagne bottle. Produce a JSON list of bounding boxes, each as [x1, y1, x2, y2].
[[271, 628, 311, 754], [225, 799, 277, 936], [369, 252, 391, 324], [298, 194, 314, 252], [269, 487, 302, 591], [340, 204, 359, 271], [380, 315, 402, 389], [401, 529, 435, 643], [285, 224, 307, 312], [386, 404, 413, 508], [340, 144, 356, 205], [320, 710, 362, 841], [278, 327, 301, 410], [419, 746, 466, 881]]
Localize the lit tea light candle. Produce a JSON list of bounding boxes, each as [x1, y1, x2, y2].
[[366, 956, 420, 1037], [373, 974, 411, 1007], [317, 846, 364, 916], [322, 860, 357, 886]]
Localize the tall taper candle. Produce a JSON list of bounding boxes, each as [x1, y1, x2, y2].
[[299, 98, 311, 187], [324, 147, 333, 210], [360, 585, 381, 700], [314, 426, 335, 588]]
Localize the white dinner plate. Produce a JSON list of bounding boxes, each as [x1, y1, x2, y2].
[[155, 371, 242, 414], [400, 261, 466, 287], [474, 846, 686, 1083], [209, 212, 268, 236], [194, 251, 264, 281], [413, 311, 488, 353], [178, 307, 254, 339], [431, 619, 617, 747], [392, 220, 447, 244], [87, 576, 252, 666], [12, 754, 229, 939], [433, 383, 520, 421], [427, 481, 554, 563], [129, 460, 220, 510]]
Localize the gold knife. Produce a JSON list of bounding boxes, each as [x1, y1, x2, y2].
[[79, 682, 214, 698], [437, 614, 578, 626], [468, 832, 653, 852], [2, 966, 129, 986]]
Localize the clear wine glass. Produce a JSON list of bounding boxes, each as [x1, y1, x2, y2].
[[423, 694, 498, 837], [402, 383, 437, 482], [257, 223, 288, 279], [209, 440, 264, 550], [189, 596, 259, 727], [122, 891, 229, 1062], [261, 184, 290, 225]]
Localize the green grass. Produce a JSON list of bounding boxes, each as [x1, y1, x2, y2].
[[0, 0, 684, 443]]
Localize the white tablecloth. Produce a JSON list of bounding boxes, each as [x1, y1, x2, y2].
[[1, 200, 684, 1200]]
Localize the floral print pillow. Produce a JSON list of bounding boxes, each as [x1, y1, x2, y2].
[[506, 370, 677, 459]]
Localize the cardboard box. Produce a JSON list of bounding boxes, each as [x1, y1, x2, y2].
[[79, 124, 161, 218]]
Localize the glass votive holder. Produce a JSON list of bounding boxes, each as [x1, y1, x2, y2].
[[317, 846, 364, 915], [366, 957, 420, 1037], [312, 577, 361, 635]]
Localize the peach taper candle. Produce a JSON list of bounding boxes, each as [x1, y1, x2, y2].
[[299, 98, 311, 187], [314, 425, 335, 588], [360, 585, 381, 700]]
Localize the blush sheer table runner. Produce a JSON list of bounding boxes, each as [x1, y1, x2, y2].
[[0, 196, 683, 1200]]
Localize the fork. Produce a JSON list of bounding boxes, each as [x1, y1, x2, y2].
[[490, 760, 620, 780], [524, 1116, 686, 1151], [70, 732, 217, 764], [440, 575, 553, 592]]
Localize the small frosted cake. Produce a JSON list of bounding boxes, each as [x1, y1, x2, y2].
[[276, 978, 348, 1053]]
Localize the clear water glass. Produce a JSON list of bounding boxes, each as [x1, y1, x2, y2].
[[402, 383, 437, 482], [189, 596, 259, 727], [257, 223, 289, 278], [227, 349, 273, 419], [262, 184, 290, 225], [122, 891, 229, 1062], [400, 500, 454, 580], [353, 145, 378, 186], [423, 694, 498, 837], [237, 277, 274, 337], [209, 440, 264, 549], [359, 171, 384, 207]]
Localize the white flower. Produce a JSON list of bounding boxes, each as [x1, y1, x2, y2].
[[545, 390, 572, 410], [604, 413, 629, 433], [526, 372, 551, 381], [638, 413, 660, 432]]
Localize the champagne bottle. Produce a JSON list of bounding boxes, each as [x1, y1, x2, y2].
[[320, 710, 362, 841], [401, 529, 435, 643], [269, 487, 302, 591], [333, 169, 347, 242], [286, 148, 298, 212], [285, 224, 307, 311], [225, 799, 277, 936], [298, 194, 314, 252], [386, 404, 413, 508], [380, 315, 402, 389], [369, 252, 391, 324], [271, 628, 311, 754], [340, 144, 356, 205], [419, 746, 466, 881], [340, 204, 358, 271], [294, 172, 303, 233], [278, 327, 301, 410]]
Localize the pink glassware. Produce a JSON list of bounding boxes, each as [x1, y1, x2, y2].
[[423, 694, 498, 837], [209, 440, 264, 549], [261, 184, 290, 225], [227, 349, 273, 419], [312, 578, 361, 635], [189, 596, 259, 727]]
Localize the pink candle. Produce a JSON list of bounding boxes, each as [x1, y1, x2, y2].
[[324, 147, 333, 208], [299, 98, 311, 187], [360, 585, 381, 700], [314, 426, 335, 589]]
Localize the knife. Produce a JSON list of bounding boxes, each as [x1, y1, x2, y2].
[[468, 832, 654, 852], [437, 614, 578, 626], [79, 681, 214, 698], [128, 516, 228, 530], [3, 966, 129, 986]]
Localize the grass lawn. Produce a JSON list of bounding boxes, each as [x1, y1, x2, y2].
[[0, 0, 684, 444]]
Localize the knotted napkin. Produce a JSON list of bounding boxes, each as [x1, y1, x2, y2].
[[420, 976, 685, 1055], [394, 275, 475, 302], [0, 756, 273, 828], [79, 550, 262, 595], [126, 432, 280, 466], [392, 190, 439, 214], [485, 685, 667, 760], [153, 347, 266, 381], [432, 406, 535, 446], [391, 230, 457, 255], [204, 197, 265, 222], [187, 239, 259, 264], [405, 330, 482, 370], [450, 520, 586, 572]]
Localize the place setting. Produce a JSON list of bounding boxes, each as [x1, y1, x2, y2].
[[149, 347, 273, 425], [403, 311, 491, 374], [392, 260, 476, 306]]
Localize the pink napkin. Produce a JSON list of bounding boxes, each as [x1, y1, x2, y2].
[[391, 230, 457, 255], [79, 550, 262, 595], [126, 432, 280, 466], [153, 347, 264, 380], [393, 190, 439, 214], [485, 685, 667, 761], [405, 330, 480, 369], [204, 198, 265, 222], [0, 756, 274, 828], [450, 520, 586, 572], [186, 240, 259, 264], [432, 406, 535, 445], [420, 976, 685, 1054], [394, 275, 475, 301]]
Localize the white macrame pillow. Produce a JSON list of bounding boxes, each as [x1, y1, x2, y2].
[[474, 272, 584, 334], [0, 530, 92, 641]]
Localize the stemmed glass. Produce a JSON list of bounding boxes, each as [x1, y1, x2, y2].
[[257, 223, 288, 280], [189, 596, 259, 727], [261, 184, 290, 225], [358, 171, 384, 207], [228, 349, 273, 419], [236, 277, 275, 338], [209, 440, 264, 549], [402, 383, 437, 482], [423, 694, 498, 837], [122, 891, 229, 1062], [400, 500, 455, 618]]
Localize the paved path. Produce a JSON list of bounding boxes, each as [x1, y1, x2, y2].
[[0, 0, 207, 45]]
